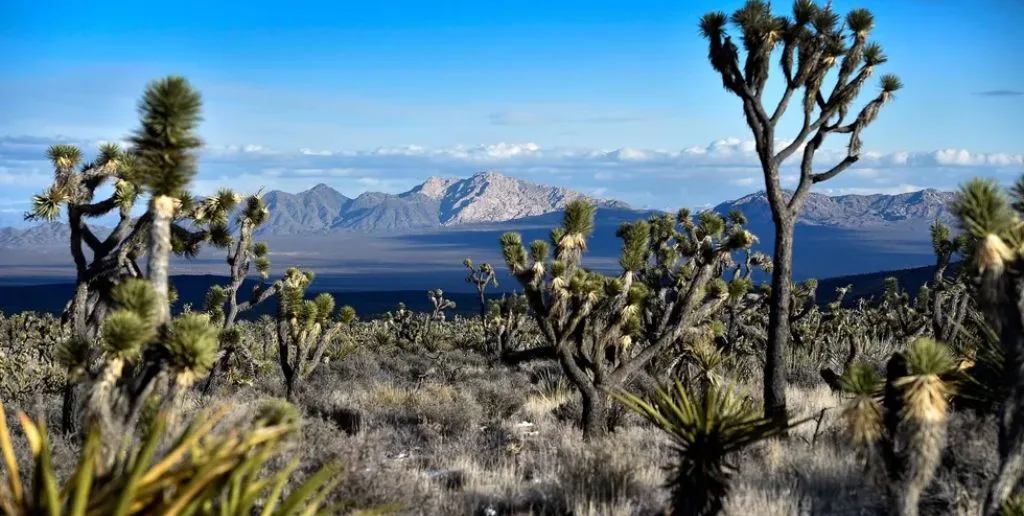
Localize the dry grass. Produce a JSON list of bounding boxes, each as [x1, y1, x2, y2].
[[0, 317, 1003, 515]]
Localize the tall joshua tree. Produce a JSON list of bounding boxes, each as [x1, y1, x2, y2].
[[28, 77, 221, 434], [699, 0, 902, 422]]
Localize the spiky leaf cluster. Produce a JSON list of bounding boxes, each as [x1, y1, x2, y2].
[[614, 382, 802, 516], [0, 400, 342, 515], [127, 75, 203, 199]]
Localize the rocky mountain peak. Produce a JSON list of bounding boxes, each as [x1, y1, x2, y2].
[[412, 176, 460, 200]]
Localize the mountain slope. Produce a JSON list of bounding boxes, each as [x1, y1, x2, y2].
[[0, 222, 113, 248], [252, 170, 631, 235], [409, 170, 630, 226], [716, 188, 957, 229]]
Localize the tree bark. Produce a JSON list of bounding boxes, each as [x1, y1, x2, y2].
[[61, 380, 80, 436], [580, 385, 607, 440], [764, 215, 795, 425]]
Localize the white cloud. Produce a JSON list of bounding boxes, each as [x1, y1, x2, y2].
[[730, 177, 757, 187], [2, 134, 1021, 216]]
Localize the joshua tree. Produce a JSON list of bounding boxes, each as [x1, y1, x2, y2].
[[499, 200, 758, 439], [199, 191, 286, 394], [699, 0, 903, 423], [428, 288, 456, 322], [927, 221, 972, 344], [25, 100, 234, 433], [950, 176, 1024, 515], [27, 75, 245, 462], [464, 258, 498, 319], [839, 338, 958, 516], [275, 268, 350, 400], [614, 382, 802, 516], [486, 292, 530, 354], [885, 339, 958, 516], [718, 247, 772, 354]]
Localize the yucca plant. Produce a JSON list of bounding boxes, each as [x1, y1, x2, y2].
[[0, 399, 342, 515], [463, 258, 498, 320], [613, 382, 804, 516], [199, 190, 289, 396]]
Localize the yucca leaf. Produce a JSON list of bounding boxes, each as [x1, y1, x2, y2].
[[298, 472, 345, 516], [28, 417, 60, 516], [112, 410, 167, 516], [68, 429, 100, 516], [139, 407, 229, 487], [0, 403, 24, 508], [259, 457, 300, 516], [276, 462, 342, 515]]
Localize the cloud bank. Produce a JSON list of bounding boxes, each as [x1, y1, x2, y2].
[[0, 134, 1021, 225]]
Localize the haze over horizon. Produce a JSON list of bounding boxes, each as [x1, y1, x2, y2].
[[2, 0, 1022, 227]]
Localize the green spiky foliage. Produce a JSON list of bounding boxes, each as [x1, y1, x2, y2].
[[198, 190, 290, 395], [631, 210, 759, 386], [0, 399, 342, 515], [950, 175, 1024, 515], [699, 0, 903, 423], [499, 201, 757, 439], [613, 382, 805, 516], [717, 248, 773, 356], [0, 313, 69, 403], [872, 277, 930, 344], [839, 362, 885, 451], [82, 274, 225, 464], [381, 302, 428, 349], [274, 268, 348, 400], [926, 221, 976, 347], [33, 76, 297, 467], [464, 258, 498, 320]]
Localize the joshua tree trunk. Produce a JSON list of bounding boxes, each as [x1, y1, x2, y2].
[[765, 215, 795, 423], [147, 195, 175, 325], [580, 385, 607, 440], [61, 380, 80, 435]]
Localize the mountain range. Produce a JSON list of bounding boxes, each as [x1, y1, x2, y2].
[[0, 171, 964, 288], [0, 171, 958, 246], [251, 170, 631, 235]]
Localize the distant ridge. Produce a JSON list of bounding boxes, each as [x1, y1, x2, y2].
[[714, 188, 957, 229], [252, 170, 632, 235], [0, 173, 958, 251]]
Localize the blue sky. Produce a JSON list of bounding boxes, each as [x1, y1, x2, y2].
[[1, 0, 1022, 226]]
